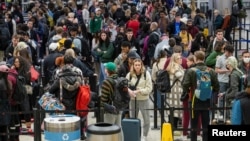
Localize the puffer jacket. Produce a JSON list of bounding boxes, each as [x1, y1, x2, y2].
[[49, 64, 82, 110]]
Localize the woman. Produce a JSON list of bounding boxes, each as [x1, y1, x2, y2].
[[126, 58, 152, 141], [191, 33, 209, 54], [49, 55, 82, 112], [205, 41, 226, 68], [11, 56, 32, 132], [0, 65, 12, 141], [179, 25, 192, 57], [219, 56, 244, 121], [166, 53, 185, 129], [67, 12, 78, 24], [151, 50, 168, 109], [94, 31, 114, 86]]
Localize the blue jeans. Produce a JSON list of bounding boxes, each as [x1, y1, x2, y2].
[[182, 50, 189, 58], [218, 82, 229, 108], [157, 90, 165, 109], [99, 63, 107, 87]]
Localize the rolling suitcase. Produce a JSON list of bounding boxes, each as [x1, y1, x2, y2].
[[122, 97, 141, 141]]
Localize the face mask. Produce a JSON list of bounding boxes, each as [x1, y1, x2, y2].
[[243, 58, 250, 63]]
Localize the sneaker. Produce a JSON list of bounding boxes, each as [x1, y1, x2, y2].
[[174, 131, 181, 136]]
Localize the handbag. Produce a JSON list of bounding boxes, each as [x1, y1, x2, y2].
[[30, 66, 39, 82], [38, 92, 65, 110], [76, 84, 91, 117]]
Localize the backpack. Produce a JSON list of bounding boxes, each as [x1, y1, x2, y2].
[[232, 3, 239, 16], [110, 77, 130, 110], [0, 28, 11, 51], [155, 64, 179, 93], [76, 85, 91, 117], [9, 73, 26, 104], [192, 67, 212, 101], [75, 10, 84, 25], [228, 15, 238, 28], [197, 16, 208, 31]]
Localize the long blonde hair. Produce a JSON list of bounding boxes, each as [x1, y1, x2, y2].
[[166, 53, 181, 74], [129, 59, 146, 76]]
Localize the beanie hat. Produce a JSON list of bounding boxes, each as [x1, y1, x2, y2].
[[0, 65, 9, 73]]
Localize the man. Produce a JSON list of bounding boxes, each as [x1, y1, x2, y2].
[[238, 51, 250, 90], [215, 44, 234, 113], [206, 29, 226, 56], [100, 62, 124, 141], [213, 9, 224, 31], [5, 34, 20, 61], [126, 13, 140, 38], [186, 19, 199, 38], [153, 33, 169, 60], [123, 28, 140, 55], [163, 45, 188, 70], [231, 76, 250, 125], [114, 41, 131, 69], [108, 19, 118, 42], [167, 12, 185, 37], [118, 51, 140, 77], [147, 22, 160, 66], [182, 51, 219, 141], [90, 8, 103, 34], [158, 11, 168, 34]]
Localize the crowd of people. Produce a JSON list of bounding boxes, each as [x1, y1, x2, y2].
[[0, 0, 249, 141]]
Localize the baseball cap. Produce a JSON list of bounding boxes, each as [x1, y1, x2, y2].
[[0, 65, 9, 73], [127, 51, 140, 59], [104, 62, 116, 72]]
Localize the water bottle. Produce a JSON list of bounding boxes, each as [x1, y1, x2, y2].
[[195, 80, 201, 99]]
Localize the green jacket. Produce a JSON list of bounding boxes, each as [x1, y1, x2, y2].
[[205, 51, 223, 68], [182, 62, 219, 95], [96, 43, 114, 63], [90, 15, 102, 33]]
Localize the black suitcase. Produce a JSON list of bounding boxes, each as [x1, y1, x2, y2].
[[122, 97, 141, 141]]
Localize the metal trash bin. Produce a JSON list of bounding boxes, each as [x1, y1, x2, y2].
[[44, 114, 80, 141], [86, 122, 121, 141]]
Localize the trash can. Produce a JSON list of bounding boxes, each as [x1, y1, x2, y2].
[[86, 122, 121, 141], [44, 114, 80, 141]]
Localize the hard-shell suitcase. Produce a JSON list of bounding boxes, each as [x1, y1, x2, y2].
[[122, 118, 141, 141], [122, 97, 141, 141]]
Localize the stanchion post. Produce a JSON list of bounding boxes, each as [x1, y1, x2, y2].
[[239, 20, 242, 49], [160, 94, 165, 127], [33, 108, 41, 141], [234, 40, 238, 58], [247, 30, 249, 50], [169, 107, 174, 133], [152, 84, 160, 130]]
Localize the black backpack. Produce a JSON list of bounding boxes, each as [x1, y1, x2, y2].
[[110, 77, 130, 110], [0, 27, 11, 51], [155, 65, 178, 93], [229, 15, 238, 28], [9, 73, 26, 104]]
